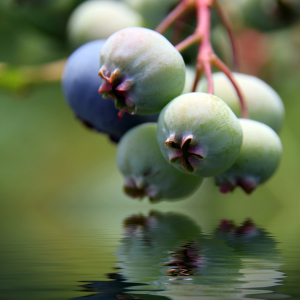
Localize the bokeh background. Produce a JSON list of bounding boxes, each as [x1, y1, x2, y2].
[[1, 0, 300, 299]]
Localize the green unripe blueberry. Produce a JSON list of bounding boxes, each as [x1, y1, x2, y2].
[[117, 123, 203, 202], [182, 65, 195, 95], [67, 1, 144, 48], [215, 119, 282, 194], [99, 27, 185, 117], [157, 92, 243, 177], [197, 72, 285, 133]]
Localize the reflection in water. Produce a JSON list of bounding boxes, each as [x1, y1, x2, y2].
[[75, 212, 290, 300], [72, 272, 168, 299], [215, 219, 288, 298], [161, 241, 203, 277]]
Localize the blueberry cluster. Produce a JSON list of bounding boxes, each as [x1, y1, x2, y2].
[[62, 39, 158, 143], [62, 1, 284, 202]]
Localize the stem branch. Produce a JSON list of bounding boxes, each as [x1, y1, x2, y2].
[[156, 0, 195, 34], [195, 0, 214, 94], [214, 0, 239, 71], [212, 55, 248, 118], [192, 63, 203, 92], [175, 33, 201, 52], [155, 0, 248, 118], [0, 59, 65, 91], [203, 61, 213, 94]]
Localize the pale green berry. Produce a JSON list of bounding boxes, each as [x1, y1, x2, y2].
[[157, 92, 243, 177], [117, 123, 203, 202], [182, 65, 195, 94], [99, 27, 185, 116], [197, 72, 285, 133], [67, 1, 144, 47], [215, 119, 282, 194]]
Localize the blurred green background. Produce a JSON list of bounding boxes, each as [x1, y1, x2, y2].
[[1, 0, 300, 299], [1, 0, 300, 209]]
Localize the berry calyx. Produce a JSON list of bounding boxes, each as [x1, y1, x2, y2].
[[61, 39, 158, 142], [215, 119, 282, 194], [165, 134, 204, 173], [117, 123, 203, 202], [99, 27, 186, 117], [98, 66, 135, 119], [157, 92, 243, 177]]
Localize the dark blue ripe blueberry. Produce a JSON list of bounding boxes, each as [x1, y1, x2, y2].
[[62, 39, 158, 142]]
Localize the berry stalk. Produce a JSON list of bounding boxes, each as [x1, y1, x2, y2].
[[212, 56, 248, 118], [156, 0, 248, 118], [214, 0, 239, 72], [155, 0, 195, 34], [195, 0, 214, 93]]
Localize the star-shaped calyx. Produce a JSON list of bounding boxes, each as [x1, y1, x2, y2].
[[165, 134, 204, 173], [217, 176, 258, 194], [123, 173, 159, 203], [98, 66, 135, 119], [161, 241, 203, 277], [217, 219, 258, 237]]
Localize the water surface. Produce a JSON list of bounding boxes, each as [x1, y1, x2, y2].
[[1, 206, 300, 299]]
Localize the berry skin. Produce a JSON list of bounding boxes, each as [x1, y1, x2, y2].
[[62, 40, 158, 142], [215, 119, 282, 194], [98, 27, 186, 117], [197, 72, 285, 133], [157, 92, 243, 177], [66, 1, 144, 48], [117, 123, 203, 202], [182, 65, 196, 95]]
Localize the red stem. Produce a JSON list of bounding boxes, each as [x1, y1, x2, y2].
[[192, 63, 203, 92], [212, 55, 248, 119], [156, 0, 195, 34], [203, 61, 213, 94], [158, 0, 248, 118], [214, 0, 239, 72], [195, 0, 214, 94], [175, 33, 201, 52], [196, 0, 212, 34]]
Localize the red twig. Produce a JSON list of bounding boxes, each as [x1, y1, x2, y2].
[[214, 0, 239, 72], [212, 56, 248, 119], [195, 0, 214, 94], [156, 0, 195, 34], [203, 61, 213, 94], [157, 0, 248, 118], [175, 32, 201, 52], [192, 63, 203, 92]]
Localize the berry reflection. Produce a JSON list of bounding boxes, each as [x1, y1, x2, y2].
[[73, 212, 288, 299], [161, 241, 204, 278]]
